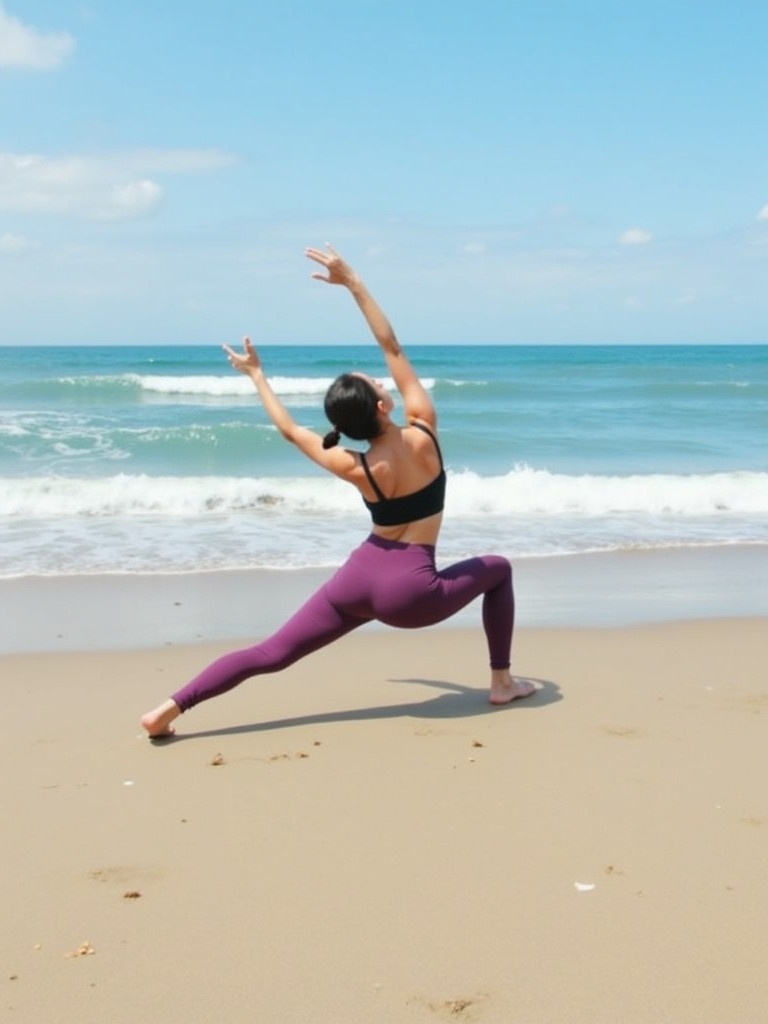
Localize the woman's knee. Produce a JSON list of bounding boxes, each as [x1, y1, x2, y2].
[[486, 554, 512, 583]]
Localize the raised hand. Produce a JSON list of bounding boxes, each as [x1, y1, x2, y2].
[[223, 336, 261, 376], [305, 243, 358, 287]]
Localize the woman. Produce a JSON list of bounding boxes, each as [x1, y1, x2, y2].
[[141, 245, 533, 738]]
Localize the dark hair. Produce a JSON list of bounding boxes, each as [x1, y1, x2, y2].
[[322, 373, 381, 449]]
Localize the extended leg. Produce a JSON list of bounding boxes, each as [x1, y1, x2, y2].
[[141, 585, 367, 736]]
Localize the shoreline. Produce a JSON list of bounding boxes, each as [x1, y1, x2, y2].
[[1, 543, 767, 654]]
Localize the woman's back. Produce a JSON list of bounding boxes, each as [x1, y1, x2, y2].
[[359, 421, 445, 545]]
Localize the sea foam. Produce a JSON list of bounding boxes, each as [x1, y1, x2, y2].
[[3, 466, 767, 518], [126, 374, 436, 398]]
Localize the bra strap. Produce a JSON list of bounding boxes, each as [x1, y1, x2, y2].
[[410, 421, 444, 469], [359, 452, 387, 501]]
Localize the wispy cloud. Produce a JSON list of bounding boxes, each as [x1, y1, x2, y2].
[[0, 2, 75, 70], [619, 227, 652, 245], [0, 231, 33, 254], [758, 204, 768, 222], [0, 149, 237, 220]]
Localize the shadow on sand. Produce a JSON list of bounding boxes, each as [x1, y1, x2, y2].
[[153, 674, 561, 743]]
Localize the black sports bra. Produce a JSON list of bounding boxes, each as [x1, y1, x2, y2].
[[359, 422, 446, 527]]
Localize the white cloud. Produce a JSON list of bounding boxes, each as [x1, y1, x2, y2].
[[0, 230, 33, 253], [111, 179, 164, 217], [758, 204, 768, 222], [462, 242, 486, 255], [0, 149, 236, 220], [0, 2, 75, 70], [101, 148, 239, 176], [619, 227, 652, 246]]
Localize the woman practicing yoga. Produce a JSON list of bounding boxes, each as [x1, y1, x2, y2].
[[141, 244, 533, 738]]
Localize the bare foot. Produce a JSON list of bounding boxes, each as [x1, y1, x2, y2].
[[140, 699, 180, 738], [489, 674, 536, 706]]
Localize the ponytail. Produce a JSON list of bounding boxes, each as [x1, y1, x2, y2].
[[322, 427, 341, 449]]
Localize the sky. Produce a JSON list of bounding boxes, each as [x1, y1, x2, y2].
[[1, 0, 767, 346]]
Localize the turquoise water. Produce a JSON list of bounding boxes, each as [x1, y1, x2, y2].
[[1, 343, 766, 577]]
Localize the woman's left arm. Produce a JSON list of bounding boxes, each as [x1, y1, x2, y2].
[[306, 245, 436, 429], [223, 338, 358, 478]]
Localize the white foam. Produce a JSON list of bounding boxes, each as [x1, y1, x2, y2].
[[127, 374, 435, 398], [2, 466, 767, 518], [3, 467, 767, 578], [447, 465, 768, 516]]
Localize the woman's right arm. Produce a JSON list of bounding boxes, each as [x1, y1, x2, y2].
[[306, 244, 436, 428], [223, 337, 360, 480]]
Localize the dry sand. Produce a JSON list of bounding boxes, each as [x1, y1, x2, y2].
[[2, 616, 767, 1023]]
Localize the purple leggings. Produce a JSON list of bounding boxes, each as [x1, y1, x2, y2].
[[171, 535, 514, 712]]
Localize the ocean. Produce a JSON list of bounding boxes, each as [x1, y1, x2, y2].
[[2, 343, 767, 580]]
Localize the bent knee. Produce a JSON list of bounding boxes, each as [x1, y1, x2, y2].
[[488, 554, 512, 578]]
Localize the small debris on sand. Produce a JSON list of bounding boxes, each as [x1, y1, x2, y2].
[[64, 941, 95, 959]]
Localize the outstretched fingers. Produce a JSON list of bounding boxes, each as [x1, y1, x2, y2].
[[222, 336, 259, 373], [305, 243, 343, 283]]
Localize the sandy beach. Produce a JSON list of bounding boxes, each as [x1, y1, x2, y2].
[[2, 578, 767, 1022]]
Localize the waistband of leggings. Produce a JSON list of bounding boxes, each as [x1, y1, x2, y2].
[[364, 533, 436, 554]]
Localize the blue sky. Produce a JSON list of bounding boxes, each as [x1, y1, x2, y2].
[[1, 1, 767, 345]]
